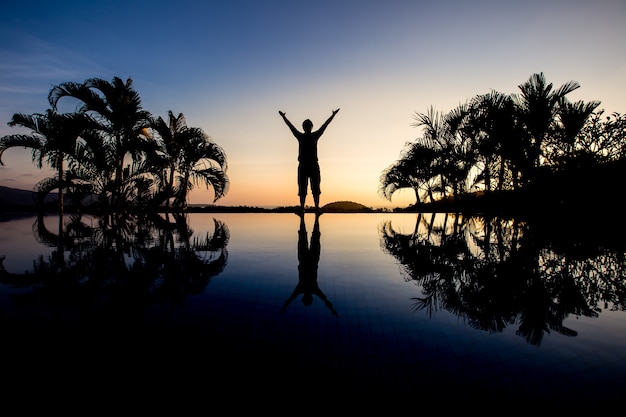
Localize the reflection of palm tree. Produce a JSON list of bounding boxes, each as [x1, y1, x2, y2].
[[280, 214, 338, 316], [141, 215, 230, 304], [0, 213, 229, 320], [378, 213, 619, 346]]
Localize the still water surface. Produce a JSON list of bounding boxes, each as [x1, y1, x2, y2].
[[1, 212, 625, 403]]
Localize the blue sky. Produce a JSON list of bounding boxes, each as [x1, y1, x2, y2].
[[1, 0, 625, 208]]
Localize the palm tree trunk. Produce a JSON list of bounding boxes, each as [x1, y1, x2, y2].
[[57, 153, 65, 221], [167, 163, 175, 208], [412, 186, 421, 205], [438, 174, 444, 200], [174, 171, 191, 209], [496, 159, 503, 191], [484, 158, 492, 192]]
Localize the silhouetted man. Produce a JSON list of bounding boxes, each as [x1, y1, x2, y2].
[[279, 108, 340, 213], [280, 213, 338, 316]]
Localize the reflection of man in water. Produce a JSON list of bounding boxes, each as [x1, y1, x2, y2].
[[280, 213, 338, 316], [279, 109, 340, 213]]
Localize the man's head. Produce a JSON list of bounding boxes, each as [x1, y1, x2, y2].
[[302, 119, 313, 133]]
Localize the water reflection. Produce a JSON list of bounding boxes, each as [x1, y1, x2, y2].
[[0, 212, 229, 320], [1, 211, 625, 402], [2, 211, 625, 348], [280, 213, 338, 316], [379, 212, 626, 346]]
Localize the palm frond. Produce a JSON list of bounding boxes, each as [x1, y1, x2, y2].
[[0, 134, 45, 166]]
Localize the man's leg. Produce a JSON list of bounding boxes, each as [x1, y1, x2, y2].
[[311, 165, 321, 212], [298, 165, 306, 212], [299, 194, 306, 212]]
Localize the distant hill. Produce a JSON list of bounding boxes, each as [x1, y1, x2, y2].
[[0, 185, 61, 209], [321, 201, 374, 212], [0, 185, 38, 207]]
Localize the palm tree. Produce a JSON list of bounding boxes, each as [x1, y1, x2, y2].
[[379, 157, 423, 204], [413, 106, 466, 200], [147, 111, 185, 208], [0, 109, 90, 211], [512, 72, 580, 174], [380, 141, 441, 205], [553, 98, 601, 163], [146, 110, 229, 209], [380, 104, 476, 206], [442, 104, 475, 198], [48, 77, 153, 210], [172, 125, 229, 208], [464, 91, 528, 191]]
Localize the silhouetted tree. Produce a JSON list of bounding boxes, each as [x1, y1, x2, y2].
[[48, 77, 154, 211], [147, 111, 229, 209], [379, 142, 439, 204], [0, 109, 91, 212], [551, 98, 601, 164], [572, 110, 625, 163], [464, 91, 523, 191], [511, 72, 580, 177], [380, 72, 614, 207]]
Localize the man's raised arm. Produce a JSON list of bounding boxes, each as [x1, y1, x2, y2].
[[318, 108, 340, 134], [279, 111, 300, 136]]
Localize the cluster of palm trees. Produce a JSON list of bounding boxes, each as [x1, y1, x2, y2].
[[0, 77, 229, 212], [379, 72, 626, 206]]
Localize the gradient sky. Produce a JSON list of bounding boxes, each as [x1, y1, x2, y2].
[[1, 0, 625, 208]]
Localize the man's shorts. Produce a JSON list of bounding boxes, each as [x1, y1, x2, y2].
[[298, 163, 321, 196]]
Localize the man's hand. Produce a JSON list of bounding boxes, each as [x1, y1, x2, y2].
[[279, 111, 285, 117], [332, 108, 340, 115]]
